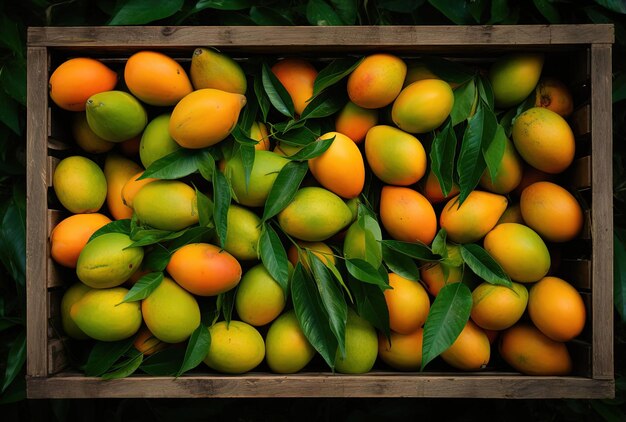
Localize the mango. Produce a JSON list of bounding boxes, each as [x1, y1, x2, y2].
[[53, 156, 107, 214], [249, 121, 270, 151], [347, 53, 407, 109], [140, 114, 181, 169], [85, 91, 147, 142], [479, 137, 523, 194], [441, 320, 490, 371], [76, 232, 144, 288], [489, 53, 544, 108], [71, 287, 142, 342], [335, 101, 378, 144], [334, 310, 378, 374], [103, 153, 142, 220], [378, 328, 423, 371], [61, 283, 92, 339], [271, 58, 318, 115], [204, 321, 265, 374], [266, 310, 316, 373], [277, 187, 352, 242], [235, 263, 286, 327], [343, 219, 382, 268], [222, 204, 262, 261], [141, 277, 201, 343], [72, 113, 114, 154], [190, 47, 247, 95], [392, 79, 454, 134], [133, 180, 199, 231]]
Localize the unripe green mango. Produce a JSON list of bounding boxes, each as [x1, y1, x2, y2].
[[86, 90, 147, 142], [190, 47, 247, 95], [343, 219, 382, 268], [140, 114, 181, 168], [61, 283, 92, 339], [334, 309, 378, 374], [133, 180, 199, 231], [71, 287, 142, 341], [222, 204, 262, 261], [489, 54, 544, 108], [141, 277, 201, 343], [76, 233, 144, 289]]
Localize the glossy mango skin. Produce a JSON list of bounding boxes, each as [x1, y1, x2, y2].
[[391, 79, 454, 134], [347, 54, 407, 109], [489, 53, 544, 108], [86, 91, 147, 142], [191, 47, 247, 95], [132, 180, 199, 231]]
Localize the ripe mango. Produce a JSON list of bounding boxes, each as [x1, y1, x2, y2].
[[132, 180, 199, 231], [61, 283, 92, 339], [53, 156, 107, 214], [140, 114, 181, 169], [347, 54, 406, 109], [190, 47, 247, 95], [103, 153, 142, 220], [489, 53, 544, 108], [479, 137, 523, 194], [204, 321, 265, 374], [235, 263, 286, 327], [392, 79, 454, 134], [334, 310, 378, 374], [265, 310, 316, 373], [222, 204, 262, 261], [85, 91, 147, 142], [76, 232, 144, 289]]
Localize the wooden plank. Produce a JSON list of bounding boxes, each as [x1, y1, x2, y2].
[[590, 44, 613, 380], [47, 338, 69, 375], [47, 156, 58, 188], [581, 209, 591, 240], [570, 156, 591, 190], [27, 25, 614, 49], [47, 209, 63, 236], [47, 209, 65, 288], [27, 46, 49, 378], [26, 374, 614, 399], [560, 259, 591, 290], [571, 104, 591, 137]]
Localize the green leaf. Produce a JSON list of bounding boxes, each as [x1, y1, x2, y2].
[[330, 0, 358, 24], [450, 79, 476, 126], [378, 0, 423, 13], [347, 277, 390, 339], [429, 120, 457, 197], [307, 0, 345, 25], [594, 0, 626, 14], [120, 272, 164, 303], [262, 62, 294, 118], [89, 219, 131, 242], [85, 337, 135, 377], [312, 58, 363, 98], [0, 90, 21, 135], [0, 185, 26, 287], [196, 189, 214, 228], [532, 0, 561, 23], [614, 231, 626, 321], [421, 57, 475, 85], [309, 252, 348, 357], [300, 89, 345, 120], [142, 244, 171, 272], [323, 258, 353, 302], [1, 331, 25, 392], [141, 148, 199, 180], [483, 124, 507, 183], [168, 226, 214, 252], [0, 13, 23, 56], [355, 213, 383, 268], [254, 73, 271, 122], [477, 75, 495, 111], [262, 161, 308, 222], [288, 137, 334, 161], [460, 243, 511, 287], [109, 0, 184, 24], [212, 166, 231, 249], [218, 287, 237, 324], [380, 240, 438, 261], [345, 258, 390, 289], [249, 6, 294, 25], [489, 0, 512, 23], [469, 0, 488, 22], [428, 0, 473, 24], [291, 263, 338, 369], [273, 125, 319, 147], [1, 59, 27, 105], [140, 348, 185, 376], [431, 228, 448, 258], [177, 323, 210, 376], [101, 353, 143, 380], [259, 224, 290, 295], [239, 95, 259, 134], [382, 244, 420, 282], [421, 282, 473, 370], [196, 149, 216, 181], [239, 144, 255, 191], [194, 0, 253, 11]]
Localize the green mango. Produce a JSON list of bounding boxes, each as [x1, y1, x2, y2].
[[86, 90, 147, 142], [190, 47, 247, 95], [61, 283, 92, 339], [489, 54, 544, 108], [132, 180, 199, 231], [139, 114, 181, 168]]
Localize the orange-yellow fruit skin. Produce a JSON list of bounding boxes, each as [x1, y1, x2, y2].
[[483, 223, 550, 283], [364, 125, 427, 186], [528, 276, 586, 342], [124, 51, 193, 106], [471, 282, 528, 331], [496, 203, 524, 225], [514, 165, 554, 197], [479, 137, 523, 194], [167, 243, 242, 296], [384, 273, 430, 335], [121, 171, 157, 208], [50, 213, 112, 268], [441, 320, 490, 371], [392, 79, 454, 134], [250, 122, 270, 151], [335, 102, 378, 144], [347, 54, 407, 109], [133, 326, 168, 356], [512, 107, 575, 174], [308, 132, 365, 199], [422, 170, 460, 204], [49, 58, 117, 111], [420, 263, 463, 297], [500, 323, 572, 375], [378, 328, 423, 371], [380, 186, 437, 245], [287, 241, 335, 269], [271, 59, 318, 115], [535, 77, 574, 117], [439, 191, 508, 244], [520, 181, 583, 243], [103, 154, 142, 220]]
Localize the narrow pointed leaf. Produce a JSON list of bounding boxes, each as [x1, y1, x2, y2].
[[430, 120, 457, 197], [101, 353, 143, 380], [177, 323, 211, 376], [218, 287, 237, 324], [347, 276, 390, 339], [460, 243, 511, 286], [312, 57, 363, 97], [196, 189, 214, 228], [140, 348, 186, 376], [254, 73, 271, 122], [288, 137, 334, 161], [261, 62, 294, 118], [483, 124, 507, 183], [1, 331, 25, 392], [121, 272, 164, 303], [196, 149, 216, 181], [421, 56, 475, 84], [89, 219, 131, 242], [141, 148, 199, 180], [345, 258, 390, 289], [380, 240, 439, 261], [431, 228, 448, 258], [85, 337, 135, 377], [450, 79, 477, 125], [382, 244, 420, 281], [262, 161, 308, 221], [212, 166, 231, 249], [259, 224, 290, 294], [300, 88, 345, 120]]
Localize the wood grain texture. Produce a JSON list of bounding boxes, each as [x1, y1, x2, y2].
[[27, 46, 49, 377], [590, 44, 613, 379], [26, 374, 614, 399], [570, 156, 591, 190], [47, 156, 58, 188], [47, 338, 69, 375]]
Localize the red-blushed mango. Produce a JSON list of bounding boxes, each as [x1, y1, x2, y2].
[[124, 51, 193, 106], [271, 58, 317, 115], [235, 264, 286, 327], [380, 186, 437, 245], [439, 191, 508, 244], [250, 121, 270, 151], [483, 223, 550, 283], [103, 153, 142, 220], [471, 282, 528, 331], [479, 137, 523, 194], [222, 205, 261, 261], [499, 323, 572, 375], [334, 310, 378, 374], [347, 54, 407, 109], [422, 170, 460, 204], [265, 310, 316, 374], [308, 132, 365, 199], [496, 203, 524, 225], [440, 320, 490, 371], [49, 57, 117, 111], [335, 101, 378, 144], [489, 53, 544, 108], [167, 243, 242, 296], [420, 262, 463, 297], [86, 91, 147, 142], [277, 187, 352, 242], [535, 77, 574, 117], [50, 213, 111, 268], [72, 113, 114, 154], [53, 156, 107, 214], [392, 79, 454, 134], [190, 47, 247, 95], [132, 180, 199, 231], [528, 276, 586, 342], [512, 107, 575, 174], [204, 321, 265, 374], [169, 88, 246, 149], [384, 273, 430, 334], [121, 171, 156, 209], [140, 114, 181, 169], [61, 283, 92, 339], [520, 181, 583, 242], [287, 241, 336, 269], [365, 125, 427, 186], [133, 326, 168, 356], [378, 328, 423, 371]]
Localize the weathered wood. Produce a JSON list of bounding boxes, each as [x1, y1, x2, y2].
[[581, 209, 591, 240], [48, 137, 71, 151], [47, 156, 58, 188], [570, 156, 591, 190], [571, 104, 591, 137], [27, 46, 49, 378], [26, 374, 614, 399], [560, 259, 592, 290], [47, 338, 69, 375]]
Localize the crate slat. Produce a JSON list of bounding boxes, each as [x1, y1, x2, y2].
[[570, 156, 591, 190], [47, 338, 69, 375], [571, 104, 591, 137]]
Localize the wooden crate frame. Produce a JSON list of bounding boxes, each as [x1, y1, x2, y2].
[[26, 25, 614, 399]]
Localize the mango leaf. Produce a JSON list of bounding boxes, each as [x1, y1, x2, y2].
[[217, 287, 237, 324], [431, 228, 448, 258], [177, 323, 211, 376], [249, 6, 294, 25], [259, 224, 290, 295], [142, 244, 171, 272], [262, 161, 308, 222], [238, 93, 259, 133], [347, 276, 390, 340], [1, 331, 25, 392], [196, 189, 214, 228], [85, 337, 135, 377], [291, 263, 338, 369], [300, 88, 345, 120], [307, 0, 345, 25], [141, 148, 199, 180], [345, 258, 390, 289], [469, 0, 488, 22], [261, 62, 294, 118], [421, 282, 473, 370], [421, 56, 475, 85], [168, 226, 215, 252], [288, 137, 334, 161], [0, 13, 23, 56], [1, 58, 27, 105], [594, 0, 626, 13], [120, 272, 164, 303], [109, 0, 184, 25], [483, 124, 507, 183], [533, 0, 561, 23], [273, 125, 318, 147], [212, 166, 231, 249], [0, 90, 21, 135], [380, 239, 439, 261], [101, 352, 143, 380], [460, 243, 511, 287], [193, 0, 254, 11], [140, 348, 185, 376], [309, 252, 348, 357], [450, 79, 476, 126], [254, 73, 271, 122], [356, 214, 383, 268], [381, 244, 420, 282], [312, 57, 363, 98], [330, 0, 358, 24], [240, 144, 255, 191], [196, 149, 216, 182], [89, 219, 131, 242], [614, 231, 626, 321], [127, 228, 189, 248], [476, 75, 495, 111], [430, 120, 457, 197], [323, 258, 353, 302]]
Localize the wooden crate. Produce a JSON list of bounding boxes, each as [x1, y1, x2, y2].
[[26, 25, 615, 399]]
